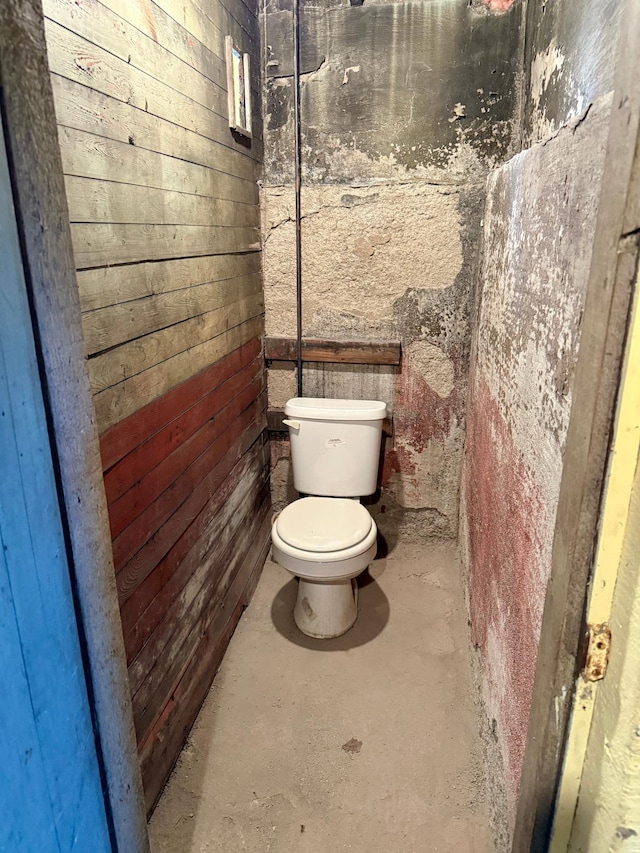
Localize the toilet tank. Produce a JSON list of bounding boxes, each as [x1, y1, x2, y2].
[[284, 398, 387, 496]]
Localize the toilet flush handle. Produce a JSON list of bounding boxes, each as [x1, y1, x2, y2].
[[282, 419, 301, 430]]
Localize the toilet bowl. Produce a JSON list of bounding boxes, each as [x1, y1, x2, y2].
[[270, 398, 387, 639], [272, 497, 378, 638]]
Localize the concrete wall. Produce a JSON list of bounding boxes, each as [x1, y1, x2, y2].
[[262, 0, 524, 539], [461, 0, 622, 841]]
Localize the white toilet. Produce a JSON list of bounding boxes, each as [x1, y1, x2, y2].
[[271, 397, 387, 639]]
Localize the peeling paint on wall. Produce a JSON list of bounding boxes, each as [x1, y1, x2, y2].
[[264, 0, 524, 184], [523, 0, 621, 145], [461, 94, 612, 822]]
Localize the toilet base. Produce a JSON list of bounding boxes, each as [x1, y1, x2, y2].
[[294, 577, 358, 639]]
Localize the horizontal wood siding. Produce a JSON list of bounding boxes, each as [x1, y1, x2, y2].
[[44, 0, 268, 809]]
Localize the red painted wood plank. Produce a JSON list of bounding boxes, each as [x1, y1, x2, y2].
[[112, 391, 264, 574], [128, 474, 269, 709], [118, 435, 266, 652], [99, 337, 261, 470], [104, 352, 262, 505], [138, 505, 272, 812], [115, 394, 266, 601], [143, 601, 242, 814], [132, 493, 271, 742], [107, 372, 262, 539], [122, 449, 268, 664]]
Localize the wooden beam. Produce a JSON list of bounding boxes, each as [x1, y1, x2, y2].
[[0, 0, 149, 849], [513, 3, 640, 849], [264, 336, 402, 366], [71, 222, 260, 269]]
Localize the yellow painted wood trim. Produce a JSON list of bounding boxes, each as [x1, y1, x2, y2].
[[551, 274, 640, 851]]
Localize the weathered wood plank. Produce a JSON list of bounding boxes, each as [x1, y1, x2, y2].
[[124, 471, 267, 670], [112, 395, 265, 576], [94, 315, 263, 430], [46, 13, 262, 149], [264, 336, 402, 365], [132, 482, 269, 745], [127, 447, 266, 700], [132, 472, 269, 740], [78, 252, 261, 313], [65, 176, 259, 229], [71, 222, 259, 269], [97, 0, 227, 89], [51, 76, 258, 184], [44, 0, 228, 116], [138, 502, 271, 814], [99, 336, 261, 469], [79, 256, 261, 315], [125, 473, 268, 674], [45, 20, 257, 158], [58, 126, 258, 204], [104, 353, 262, 503], [100, 0, 261, 98], [114, 396, 265, 589], [108, 373, 262, 538], [153, 0, 257, 63], [118, 427, 264, 655], [88, 291, 263, 393], [83, 271, 261, 354]]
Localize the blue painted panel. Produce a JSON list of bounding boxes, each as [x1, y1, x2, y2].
[[0, 132, 112, 851]]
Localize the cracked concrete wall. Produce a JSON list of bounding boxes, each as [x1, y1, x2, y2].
[[460, 90, 613, 842], [262, 0, 524, 539]]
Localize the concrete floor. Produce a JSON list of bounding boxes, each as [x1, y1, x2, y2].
[[149, 542, 493, 853]]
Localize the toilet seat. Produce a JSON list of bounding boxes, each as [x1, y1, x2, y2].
[[272, 497, 377, 581], [276, 497, 373, 552]]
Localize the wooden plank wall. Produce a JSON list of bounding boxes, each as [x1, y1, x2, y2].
[[42, 0, 270, 812]]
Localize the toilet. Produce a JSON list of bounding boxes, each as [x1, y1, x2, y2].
[[271, 397, 387, 639]]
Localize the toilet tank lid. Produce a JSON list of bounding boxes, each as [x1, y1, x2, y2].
[[284, 397, 387, 421]]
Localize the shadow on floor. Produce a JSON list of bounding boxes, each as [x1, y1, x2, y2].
[[270, 567, 390, 651]]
